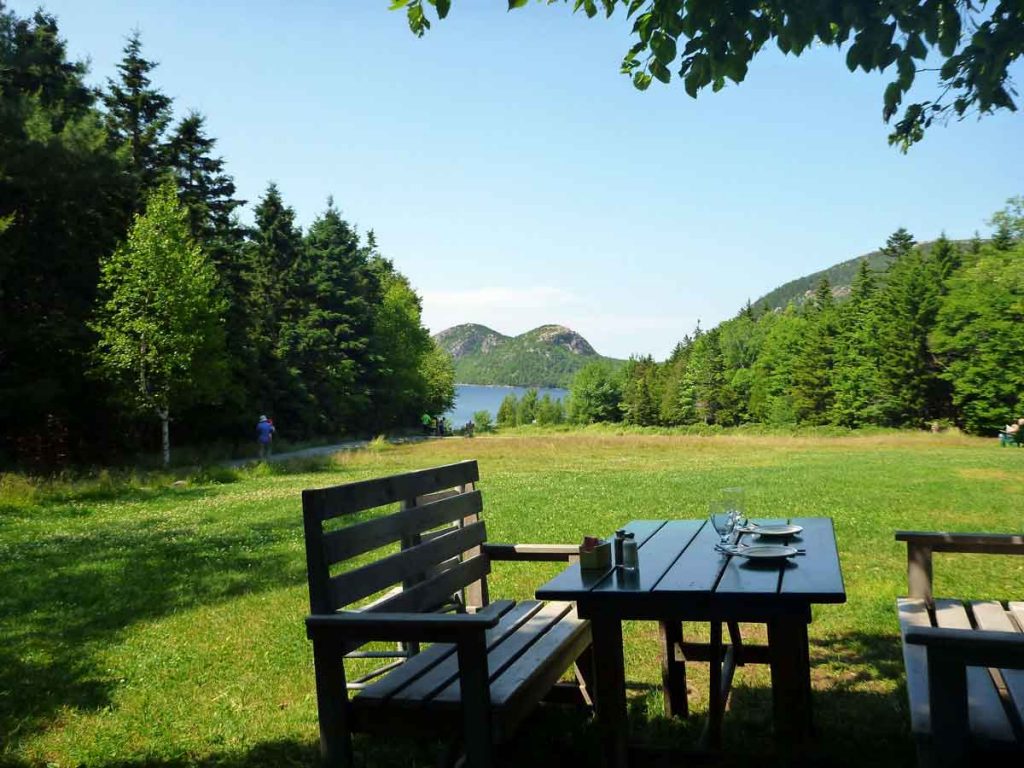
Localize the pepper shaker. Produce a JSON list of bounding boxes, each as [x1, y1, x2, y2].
[[613, 529, 627, 566], [621, 532, 638, 571]]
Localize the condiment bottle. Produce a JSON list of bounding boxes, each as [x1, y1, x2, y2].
[[613, 529, 627, 565], [621, 532, 638, 571]]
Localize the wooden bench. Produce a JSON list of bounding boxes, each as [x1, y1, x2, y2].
[[895, 531, 1024, 766], [302, 460, 593, 768]]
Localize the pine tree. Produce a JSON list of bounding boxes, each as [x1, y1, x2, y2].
[[166, 111, 243, 241], [831, 260, 884, 426], [880, 227, 917, 261], [284, 199, 380, 433], [789, 278, 836, 423], [103, 31, 173, 210], [932, 242, 1024, 433], [930, 233, 962, 285], [875, 241, 942, 426]]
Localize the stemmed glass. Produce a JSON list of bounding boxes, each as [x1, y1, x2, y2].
[[722, 486, 747, 529], [709, 499, 735, 546]]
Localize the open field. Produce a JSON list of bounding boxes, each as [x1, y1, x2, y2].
[[2, 432, 1022, 767]]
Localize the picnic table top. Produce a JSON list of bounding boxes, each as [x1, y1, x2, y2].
[[535, 517, 846, 621]]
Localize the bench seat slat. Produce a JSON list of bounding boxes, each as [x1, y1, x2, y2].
[[373, 601, 546, 705], [430, 601, 573, 705], [970, 601, 1024, 733], [899, 597, 936, 737], [330, 522, 487, 609], [355, 600, 517, 703], [931, 599, 1016, 745]]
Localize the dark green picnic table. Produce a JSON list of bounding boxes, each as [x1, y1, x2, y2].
[[536, 517, 846, 768]]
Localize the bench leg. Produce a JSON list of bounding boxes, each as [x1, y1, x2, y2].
[[312, 637, 353, 768], [659, 620, 688, 718], [457, 633, 494, 768]]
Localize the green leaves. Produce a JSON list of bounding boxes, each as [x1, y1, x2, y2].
[[390, 0, 1020, 147]]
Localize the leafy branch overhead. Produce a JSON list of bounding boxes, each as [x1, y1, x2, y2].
[[392, 0, 1022, 150]]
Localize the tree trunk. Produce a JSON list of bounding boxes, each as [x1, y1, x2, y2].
[[158, 407, 170, 467]]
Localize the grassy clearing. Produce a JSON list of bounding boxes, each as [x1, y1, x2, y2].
[[2, 432, 1021, 767]]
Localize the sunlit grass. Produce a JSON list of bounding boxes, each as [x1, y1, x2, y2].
[[2, 432, 1021, 767]]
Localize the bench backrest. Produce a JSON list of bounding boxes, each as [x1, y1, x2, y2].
[[302, 460, 491, 625]]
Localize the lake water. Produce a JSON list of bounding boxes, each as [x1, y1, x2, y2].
[[444, 384, 568, 427]]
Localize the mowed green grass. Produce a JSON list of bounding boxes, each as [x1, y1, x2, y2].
[[2, 432, 1023, 767]]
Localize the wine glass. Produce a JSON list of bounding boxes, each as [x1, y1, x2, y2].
[[721, 486, 747, 528], [709, 499, 735, 545]]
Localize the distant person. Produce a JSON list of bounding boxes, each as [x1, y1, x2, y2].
[[257, 415, 275, 459], [421, 412, 433, 435]]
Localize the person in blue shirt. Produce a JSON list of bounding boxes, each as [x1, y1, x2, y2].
[[256, 415, 275, 459]]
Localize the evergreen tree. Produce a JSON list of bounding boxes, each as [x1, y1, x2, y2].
[[103, 31, 172, 210], [620, 356, 659, 426], [930, 233, 962, 285], [789, 278, 836, 423], [166, 111, 243, 241], [497, 393, 519, 427], [518, 388, 539, 425], [831, 260, 885, 426], [875, 236, 942, 426], [569, 362, 622, 424], [243, 183, 308, 429], [284, 199, 380, 434], [880, 227, 917, 261], [90, 183, 226, 466], [0, 7, 129, 464], [932, 242, 1024, 433]]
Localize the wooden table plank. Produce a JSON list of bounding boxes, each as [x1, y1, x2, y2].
[[714, 519, 789, 599], [653, 519, 726, 595], [778, 518, 846, 602], [535, 520, 666, 601], [591, 520, 704, 596]]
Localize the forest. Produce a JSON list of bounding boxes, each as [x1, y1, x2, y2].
[[567, 218, 1024, 435], [0, 6, 453, 467]]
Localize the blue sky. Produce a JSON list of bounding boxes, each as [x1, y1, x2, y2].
[[25, 1, 1023, 358]]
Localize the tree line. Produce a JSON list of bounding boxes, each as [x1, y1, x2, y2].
[[0, 7, 453, 467], [568, 212, 1024, 435]]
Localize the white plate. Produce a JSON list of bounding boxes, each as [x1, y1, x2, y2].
[[743, 523, 803, 537], [731, 544, 799, 560]]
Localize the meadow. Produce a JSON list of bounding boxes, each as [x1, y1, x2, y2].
[[2, 431, 1022, 767]]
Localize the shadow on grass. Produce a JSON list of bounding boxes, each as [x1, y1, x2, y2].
[[0, 508, 308, 748]]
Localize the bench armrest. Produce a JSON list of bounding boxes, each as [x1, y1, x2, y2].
[[895, 531, 1024, 553], [306, 610, 499, 642], [894, 531, 1024, 602], [482, 542, 580, 562], [904, 625, 1024, 669]]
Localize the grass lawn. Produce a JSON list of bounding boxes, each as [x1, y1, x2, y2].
[[2, 431, 1022, 767]]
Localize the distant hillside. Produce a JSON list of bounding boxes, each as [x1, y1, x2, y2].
[[433, 323, 622, 387], [754, 239, 973, 311]]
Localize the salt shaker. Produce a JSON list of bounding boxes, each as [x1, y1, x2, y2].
[[621, 532, 638, 571]]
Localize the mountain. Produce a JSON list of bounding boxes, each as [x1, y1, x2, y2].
[[753, 239, 973, 311], [433, 323, 621, 387]]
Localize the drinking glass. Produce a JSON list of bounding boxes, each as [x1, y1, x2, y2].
[[709, 500, 735, 545], [721, 486, 746, 528]]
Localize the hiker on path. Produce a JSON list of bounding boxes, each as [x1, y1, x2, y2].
[[257, 415, 275, 459], [421, 413, 433, 435]]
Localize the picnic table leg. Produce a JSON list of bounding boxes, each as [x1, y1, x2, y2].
[[591, 616, 629, 768], [658, 620, 688, 718], [767, 617, 813, 745], [706, 621, 724, 749]]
